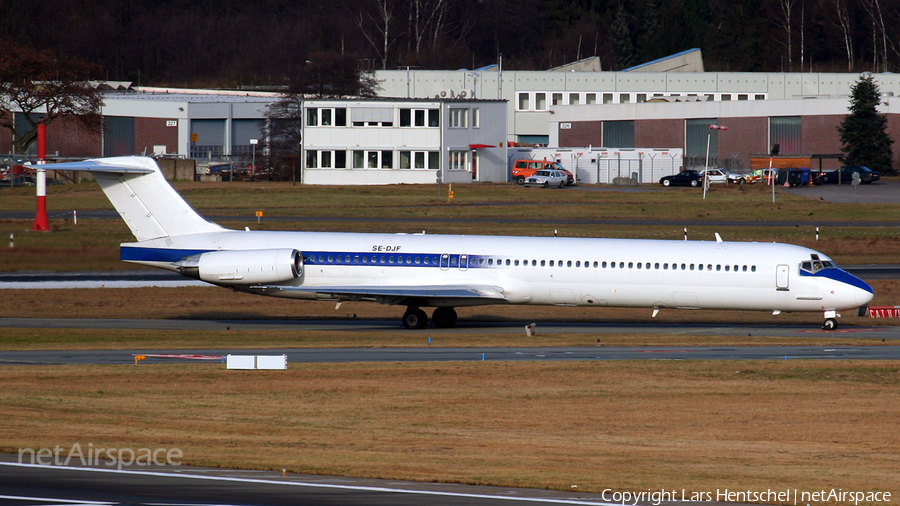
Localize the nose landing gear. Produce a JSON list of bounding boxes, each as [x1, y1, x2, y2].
[[822, 310, 839, 331]]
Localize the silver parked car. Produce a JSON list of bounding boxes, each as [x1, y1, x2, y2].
[[524, 169, 568, 188]]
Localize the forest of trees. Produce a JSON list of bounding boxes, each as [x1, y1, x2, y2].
[[4, 0, 900, 88]]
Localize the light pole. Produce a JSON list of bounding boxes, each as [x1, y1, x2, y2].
[[250, 139, 258, 179], [704, 124, 728, 200]]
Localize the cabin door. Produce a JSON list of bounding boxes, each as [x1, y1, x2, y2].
[[776, 264, 790, 290]]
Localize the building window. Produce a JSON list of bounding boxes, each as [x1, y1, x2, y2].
[[352, 150, 395, 169], [518, 93, 530, 110], [603, 93, 613, 104], [569, 93, 580, 105], [449, 150, 469, 170], [450, 108, 468, 128], [770, 116, 801, 154], [306, 150, 317, 168], [306, 108, 318, 127], [473, 108, 479, 128], [637, 93, 647, 103], [620, 93, 630, 103], [321, 109, 332, 126], [586, 93, 596, 104], [428, 109, 440, 127], [400, 109, 411, 127], [552, 93, 562, 105], [721, 94, 732, 101], [535, 93, 547, 110], [306, 107, 346, 127], [321, 151, 332, 168], [335, 108, 346, 126], [335, 150, 346, 168]]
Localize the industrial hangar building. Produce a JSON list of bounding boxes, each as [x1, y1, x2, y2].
[[6, 49, 900, 179]]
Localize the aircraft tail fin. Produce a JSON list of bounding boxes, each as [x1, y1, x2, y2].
[[49, 156, 225, 241]]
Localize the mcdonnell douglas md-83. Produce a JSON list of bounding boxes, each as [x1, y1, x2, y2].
[[50, 156, 873, 330]]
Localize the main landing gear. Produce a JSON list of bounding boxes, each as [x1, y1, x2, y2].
[[401, 307, 458, 329]]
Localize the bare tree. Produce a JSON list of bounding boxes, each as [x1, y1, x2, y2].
[[408, 0, 449, 57], [833, 0, 854, 71], [862, 0, 889, 71], [776, 0, 797, 71], [357, 0, 397, 70], [0, 41, 103, 154]]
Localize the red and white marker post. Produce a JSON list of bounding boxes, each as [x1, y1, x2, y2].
[[32, 121, 49, 231]]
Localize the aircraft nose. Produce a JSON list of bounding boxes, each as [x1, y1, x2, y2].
[[839, 270, 874, 307]]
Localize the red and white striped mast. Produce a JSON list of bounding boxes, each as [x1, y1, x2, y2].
[[32, 119, 49, 231]]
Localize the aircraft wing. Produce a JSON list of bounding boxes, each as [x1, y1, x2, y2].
[[247, 284, 508, 305]]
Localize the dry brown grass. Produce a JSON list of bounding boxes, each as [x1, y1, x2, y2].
[[2, 361, 899, 498]]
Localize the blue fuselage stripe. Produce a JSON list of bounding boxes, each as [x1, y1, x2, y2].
[[799, 268, 873, 293]]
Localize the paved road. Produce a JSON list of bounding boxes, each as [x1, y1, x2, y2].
[[0, 316, 896, 337], [0, 457, 622, 506], [2, 345, 899, 366], [3, 208, 900, 228]]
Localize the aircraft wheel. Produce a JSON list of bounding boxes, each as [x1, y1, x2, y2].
[[823, 318, 838, 331], [432, 307, 458, 328], [403, 308, 428, 329]]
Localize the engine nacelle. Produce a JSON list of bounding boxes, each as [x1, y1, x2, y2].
[[177, 249, 302, 285]]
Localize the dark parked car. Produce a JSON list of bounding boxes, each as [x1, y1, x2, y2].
[[823, 165, 880, 184], [660, 170, 704, 187]]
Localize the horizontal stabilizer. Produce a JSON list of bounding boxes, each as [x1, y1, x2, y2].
[[45, 159, 154, 174]]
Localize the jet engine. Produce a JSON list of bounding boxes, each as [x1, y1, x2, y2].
[[176, 249, 302, 285]]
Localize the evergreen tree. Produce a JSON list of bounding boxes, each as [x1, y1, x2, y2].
[[838, 75, 894, 175], [610, 4, 635, 69]]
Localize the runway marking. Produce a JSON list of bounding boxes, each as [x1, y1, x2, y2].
[[0, 462, 617, 505], [0, 494, 113, 505]]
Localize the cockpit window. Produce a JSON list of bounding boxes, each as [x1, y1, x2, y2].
[[800, 259, 836, 274]]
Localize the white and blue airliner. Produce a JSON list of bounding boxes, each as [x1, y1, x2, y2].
[[50, 156, 873, 330]]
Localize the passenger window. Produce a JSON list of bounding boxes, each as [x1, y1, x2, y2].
[[593, 261, 598, 268], [549, 260, 555, 267], [489, 259, 494, 266], [567, 261, 572, 267], [628, 262, 633, 269], [664, 263, 668, 270], [690, 264, 694, 270], [708, 264, 712, 271], [611, 262, 616, 269], [327, 255, 334, 262], [506, 259, 510, 266], [515, 260, 520, 266], [699, 264, 703, 271], [541, 260, 546, 266], [389, 256, 395, 264], [655, 263, 659, 269], [637, 263, 641, 269], [742, 265, 747, 272], [733, 265, 739, 271], [752, 265, 756, 272], [532, 260, 537, 266], [602, 261, 607, 268], [725, 265, 730, 271], [619, 262, 624, 268], [681, 263, 686, 270]]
